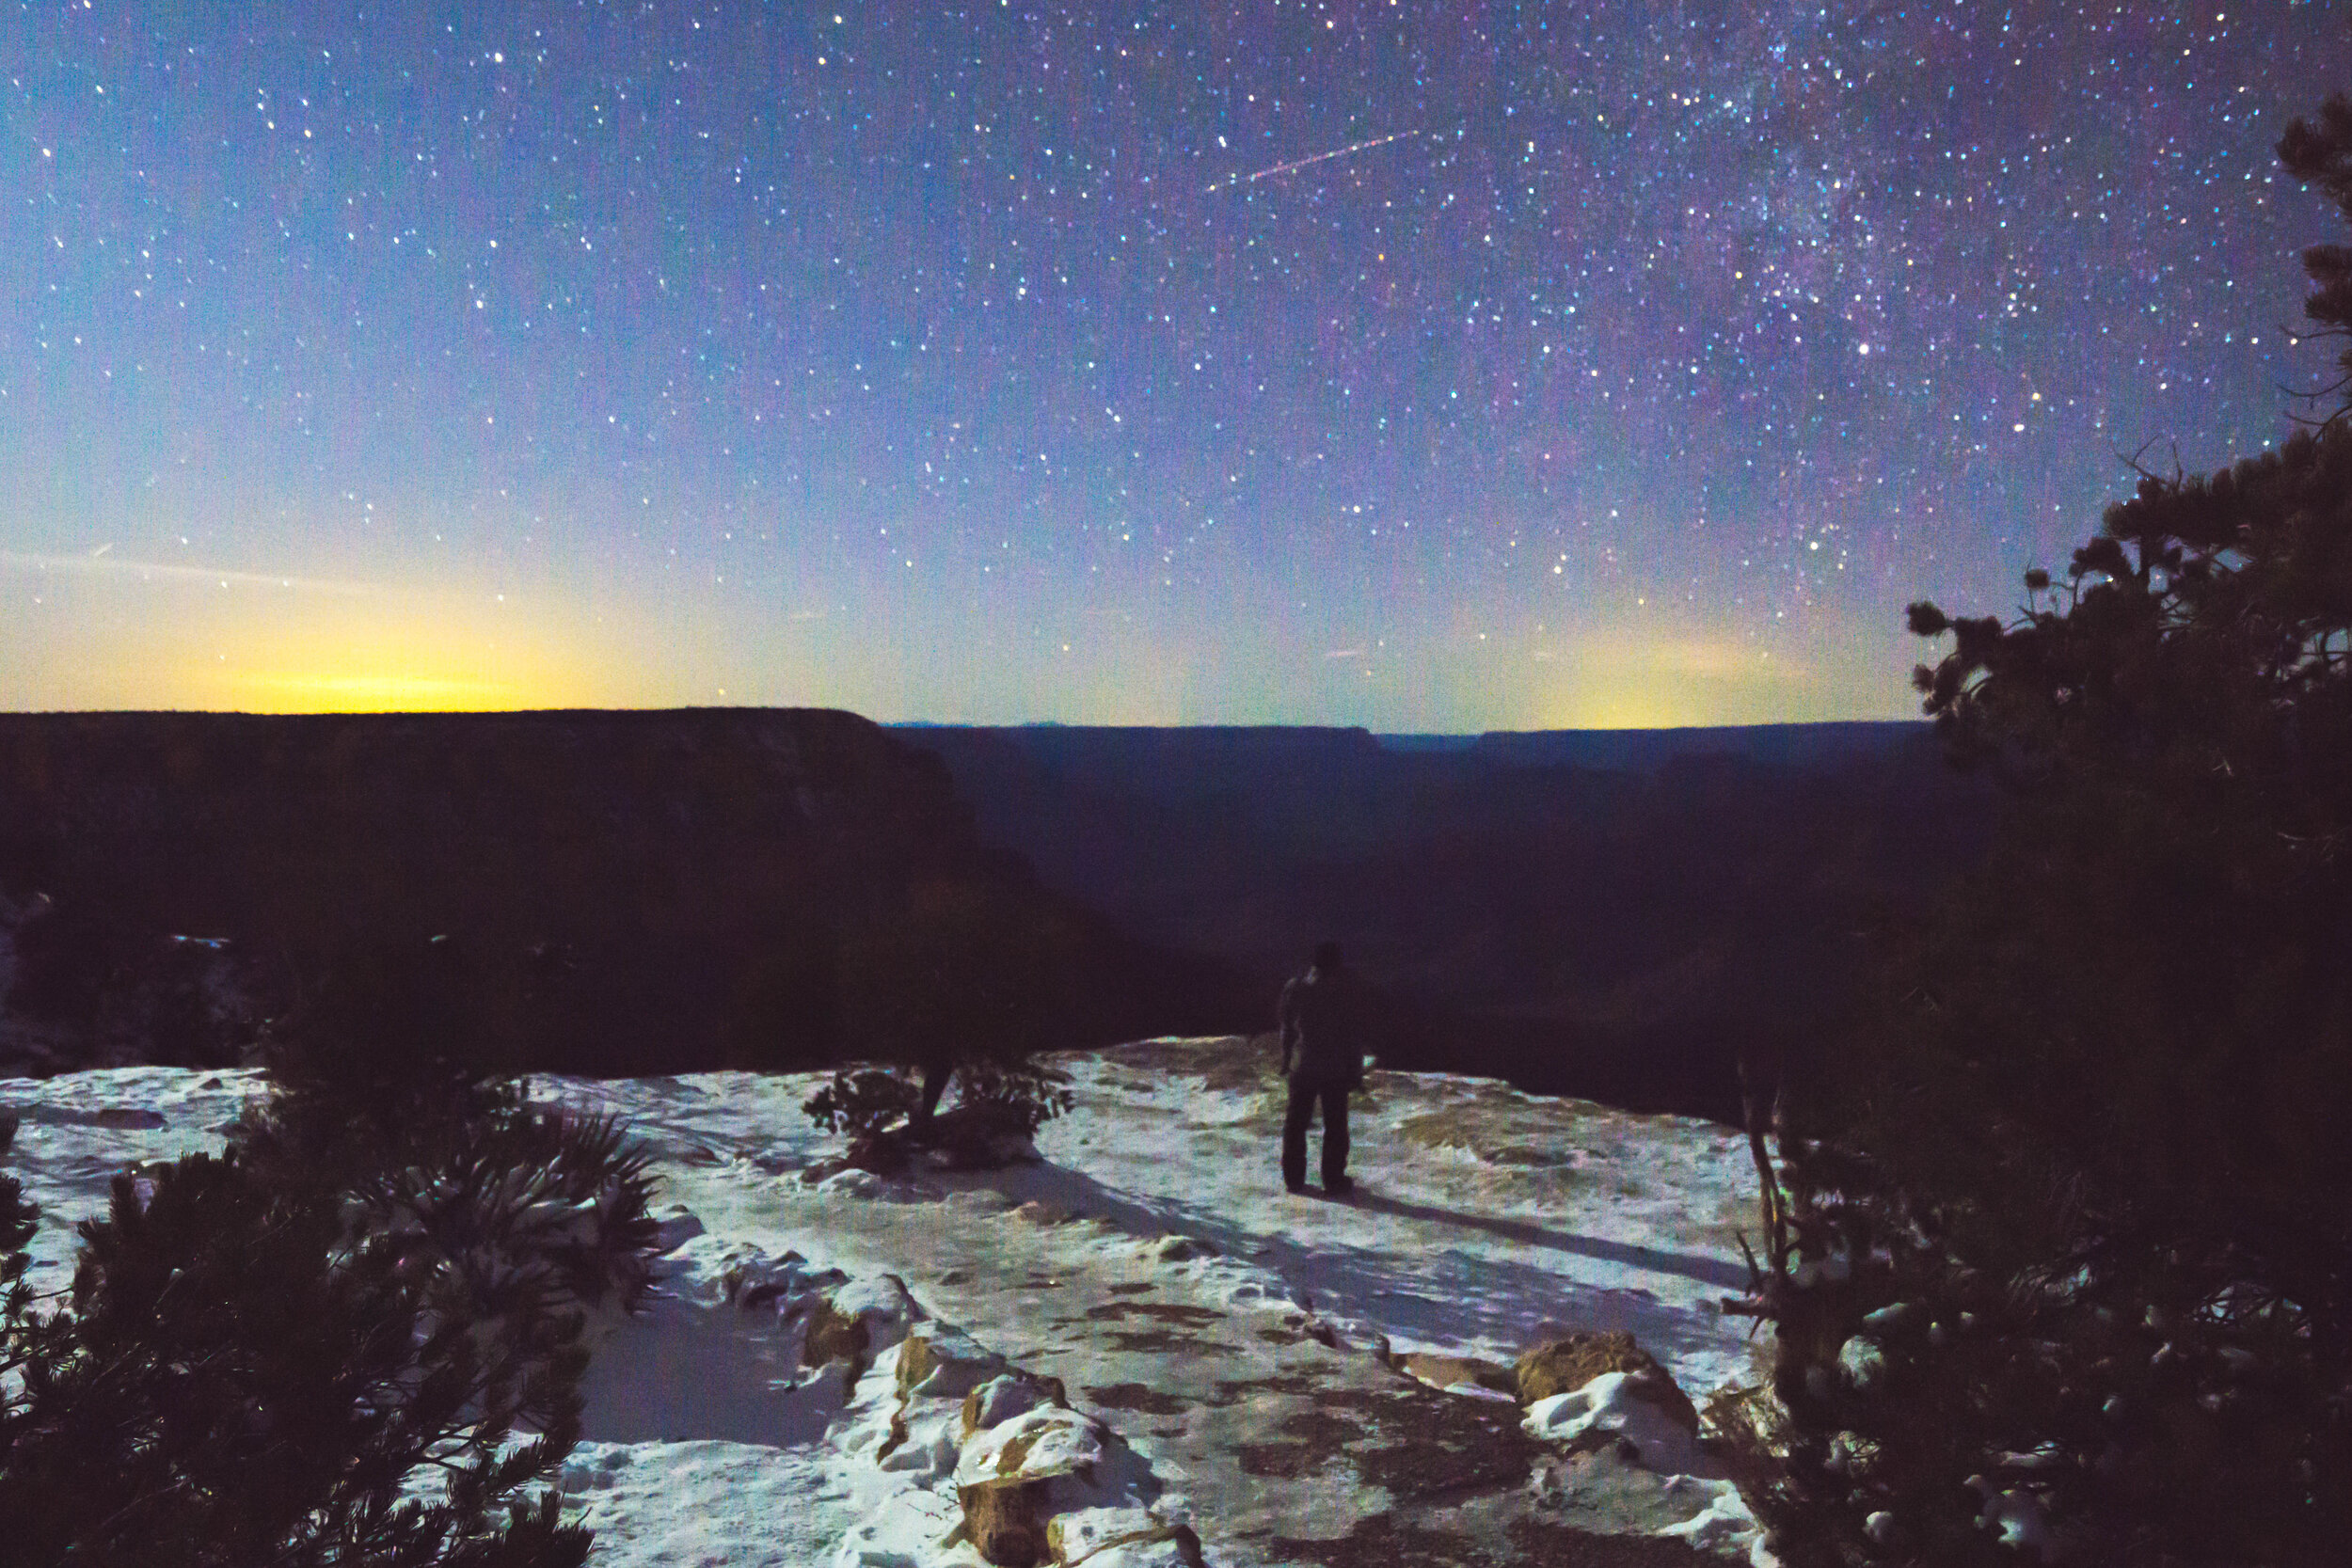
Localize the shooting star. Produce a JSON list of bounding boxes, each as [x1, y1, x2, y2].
[[0, 550, 378, 594], [1205, 128, 1422, 194]]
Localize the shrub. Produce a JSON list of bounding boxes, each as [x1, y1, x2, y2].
[[800, 1055, 1074, 1173], [0, 939, 661, 1566], [806, 879, 1084, 1171], [802, 1065, 925, 1172]]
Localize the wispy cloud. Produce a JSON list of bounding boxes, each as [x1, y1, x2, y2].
[[0, 549, 378, 595]]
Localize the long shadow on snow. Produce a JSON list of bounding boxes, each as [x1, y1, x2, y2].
[[932, 1158, 1744, 1380], [1340, 1189, 1749, 1291]]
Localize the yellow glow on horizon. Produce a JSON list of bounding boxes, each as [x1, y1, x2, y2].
[[188, 599, 607, 714], [1524, 616, 1905, 730], [225, 672, 548, 713]]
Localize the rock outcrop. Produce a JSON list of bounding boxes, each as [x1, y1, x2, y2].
[[1516, 1329, 1702, 1433]]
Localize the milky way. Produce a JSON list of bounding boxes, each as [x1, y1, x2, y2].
[[4, 3, 2348, 726]]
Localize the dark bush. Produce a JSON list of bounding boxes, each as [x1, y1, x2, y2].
[[0, 939, 661, 1566]]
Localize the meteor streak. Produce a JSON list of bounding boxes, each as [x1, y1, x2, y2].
[[1205, 128, 1422, 194]]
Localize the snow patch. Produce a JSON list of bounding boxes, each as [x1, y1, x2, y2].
[[1525, 1370, 1705, 1473]]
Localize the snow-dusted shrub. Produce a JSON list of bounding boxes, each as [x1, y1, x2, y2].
[[0, 938, 664, 1566], [803, 1055, 1073, 1173], [929, 1054, 1074, 1147], [803, 1065, 925, 1172]]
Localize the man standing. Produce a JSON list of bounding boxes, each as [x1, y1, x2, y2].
[[1277, 941, 1371, 1196]]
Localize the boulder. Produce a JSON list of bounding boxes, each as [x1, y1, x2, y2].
[[724, 1248, 836, 1309], [802, 1296, 868, 1374], [1046, 1507, 1204, 1566], [897, 1324, 1011, 1402], [873, 1326, 1009, 1475], [1523, 1372, 1704, 1471], [962, 1372, 1071, 1440], [801, 1274, 920, 1382], [1514, 1330, 1700, 1433], [959, 1403, 1104, 1485], [958, 1476, 1056, 1566], [953, 1403, 1111, 1567]]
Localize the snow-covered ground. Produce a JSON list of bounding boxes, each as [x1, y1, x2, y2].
[[3, 1037, 1780, 1566]]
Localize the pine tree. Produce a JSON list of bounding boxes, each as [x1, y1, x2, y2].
[[1729, 99, 2352, 1566]]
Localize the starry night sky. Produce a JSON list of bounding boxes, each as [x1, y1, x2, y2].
[[5, 2, 2350, 727]]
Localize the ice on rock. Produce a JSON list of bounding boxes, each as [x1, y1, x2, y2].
[[1046, 1506, 1165, 1560], [830, 1273, 922, 1336], [648, 1202, 705, 1254]]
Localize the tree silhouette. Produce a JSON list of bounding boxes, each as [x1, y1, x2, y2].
[[1730, 99, 2352, 1567]]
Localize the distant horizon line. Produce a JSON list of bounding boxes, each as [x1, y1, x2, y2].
[[0, 706, 1931, 737]]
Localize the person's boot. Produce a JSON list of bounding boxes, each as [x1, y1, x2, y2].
[[1324, 1174, 1354, 1196]]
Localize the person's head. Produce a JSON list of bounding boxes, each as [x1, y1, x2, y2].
[[1310, 940, 1344, 974]]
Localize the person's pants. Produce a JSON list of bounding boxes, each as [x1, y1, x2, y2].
[[1281, 1079, 1351, 1188], [919, 1059, 954, 1119]]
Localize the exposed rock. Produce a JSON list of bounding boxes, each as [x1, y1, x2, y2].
[[1528, 1442, 1744, 1535], [1081, 1383, 1192, 1417], [802, 1274, 919, 1382], [1046, 1507, 1204, 1566], [958, 1476, 1057, 1565], [802, 1296, 869, 1374], [0, 709, 1244, 1078], [962, 1403, 1106, 1484], [1516, 1330, 1701, 1433], [815, 1166, 888, 1197], [877, 1325, 1017, 1470], [1397, 1352, 1518, 1399], [898, 1324, 1012, 1401], [963, 1372, 1071, 1440], [724, 1248, 839, 1310], [797, 1157, 852, 1187], [953, 1403, 1116, 1567]]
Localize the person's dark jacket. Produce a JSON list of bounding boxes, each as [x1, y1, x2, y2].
[[1277, 965, 1375, 1088]]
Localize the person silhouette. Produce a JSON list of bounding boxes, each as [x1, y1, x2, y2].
[[1276, 940, 1372, 1196]]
